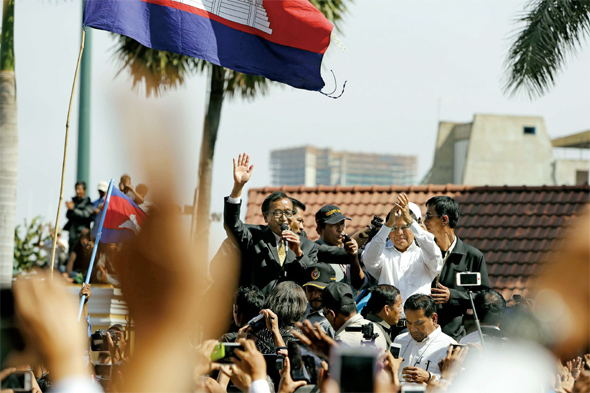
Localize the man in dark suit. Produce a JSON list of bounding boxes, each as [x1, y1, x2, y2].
[[223, 153, 318, 294], [425, 196, 490, 340]]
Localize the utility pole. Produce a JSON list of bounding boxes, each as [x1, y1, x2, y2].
[[77, 19, 91, 185]]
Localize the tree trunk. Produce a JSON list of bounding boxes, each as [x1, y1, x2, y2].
[[194, 65, 225, 259], [0, 0, 17, 285]]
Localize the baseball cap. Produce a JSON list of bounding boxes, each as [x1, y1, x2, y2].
[[408, 202, 422, 222], [97, 181, 109, 192], [302, 263, 336, 289], [315, 204, 352, 225], [322, 282, 356, 313]]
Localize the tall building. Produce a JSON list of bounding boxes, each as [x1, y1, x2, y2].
[[270, 146, 417, 187], [426, 114, 589, 186]]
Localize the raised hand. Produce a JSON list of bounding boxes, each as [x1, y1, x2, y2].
[[233, 153, 254, 186], [292, 320, 338, 360], [394, 193, 413, 226]]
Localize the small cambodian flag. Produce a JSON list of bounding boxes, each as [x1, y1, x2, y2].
[[100, 187, 147, 243], [83, 0, 334, 91]]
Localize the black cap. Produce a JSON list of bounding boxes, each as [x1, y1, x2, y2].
[[315, 204, 352, 225], [322, 282, 356, 313], [302, 263, 336, 289]]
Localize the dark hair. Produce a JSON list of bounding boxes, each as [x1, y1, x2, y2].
[[266, 281, 307, 327], [404, 294, 436, 318], [290, 198, 306, 212], [364, 285, 400, 316], [261, 191, 290, 215], [235, 286, 265, 323], [474, 289, 506, 325], [333, 303, 356, 317], [75, 181, 86, 190], [425, 196, 459, 228]]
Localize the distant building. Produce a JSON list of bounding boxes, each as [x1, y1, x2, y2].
[[270, 146, 417, 187], [426, 114, 589, 186]]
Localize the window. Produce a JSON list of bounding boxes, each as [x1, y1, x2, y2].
[[576, 170, 589, 185], [524, 126, 536, 135]]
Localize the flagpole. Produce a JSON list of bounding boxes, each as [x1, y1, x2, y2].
[[50, 27, 87, 277], [77, 178, 115, 321]]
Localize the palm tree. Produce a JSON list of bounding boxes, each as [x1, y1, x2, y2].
[[504, 0, 590, 99], [114, 0, 350, 256], [0, 0, 17, 285]]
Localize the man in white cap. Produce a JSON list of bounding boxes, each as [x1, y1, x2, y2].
[[362, 193, 444, 337], [92, 181, 109, 232]]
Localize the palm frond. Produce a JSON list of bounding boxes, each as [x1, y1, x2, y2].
[[504, 0, 590, 99]]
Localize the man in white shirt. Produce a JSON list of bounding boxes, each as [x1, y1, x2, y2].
[[363, 193, 443, 319], [460, 289, 506, 345], [394, 294, 456, 384], [322, 282, 389, 352]]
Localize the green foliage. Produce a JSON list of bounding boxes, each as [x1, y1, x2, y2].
[[13, 217, 49, 273], [113, 0, 351, 96], [504, 0, 590, 99]]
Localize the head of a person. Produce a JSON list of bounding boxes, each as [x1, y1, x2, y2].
[[315, 204, 351, 247], [404, 294, 438, 342], [75, 181, 86, 198], [385, 211, 415, 253], [302, 263, 336, 311], [469, 289, 506, 328], [233, 286, 266, 327], [136, 184, 148, 199], [266, 281, 307, 327], [289, 198, 306, 235], [261, 192, 294, 236], [364, 285, 402, 326], [322, 282, 357, 331], [79, 228, 93, 249], [119, 174, 131, 191], [424, 196, 459, 235], [97, 181, 108, 198]]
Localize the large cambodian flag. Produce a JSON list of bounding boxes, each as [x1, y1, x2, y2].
[[99, 187, 148, 243], [83, 0, 334, 91]]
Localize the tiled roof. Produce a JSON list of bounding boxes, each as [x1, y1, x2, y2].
[[245, 184, 590, 301]]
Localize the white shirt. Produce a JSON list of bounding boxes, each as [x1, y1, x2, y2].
[[459, 326, 502, 345], [394, 326, 456, 380], [335, 313, 389, 353], [362, 222, 443, 316]]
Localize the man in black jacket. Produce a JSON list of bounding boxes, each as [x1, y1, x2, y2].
[[224, 154, 318, 294], [63, 181, 94, 256], [425, 196, 490, 340]]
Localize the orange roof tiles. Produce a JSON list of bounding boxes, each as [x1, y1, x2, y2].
[[245, 184, 590, 301]]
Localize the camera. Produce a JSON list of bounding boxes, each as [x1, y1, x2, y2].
[[345, 323, 379, 341], [247, 314, 267, 332], [210, 342, 244, 363], [360, 215, 384, 243], [90, 329, 119, 352], [456, 272, 481, 286]]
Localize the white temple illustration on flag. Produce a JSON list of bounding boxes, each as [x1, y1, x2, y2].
[[176, 0, 273, 34]]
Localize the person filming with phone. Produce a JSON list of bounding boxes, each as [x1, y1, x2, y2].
[[394, 294, 456, 385]]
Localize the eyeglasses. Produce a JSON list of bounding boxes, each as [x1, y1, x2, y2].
[[391, 225, 411, 232], [267, 209, 294, 218], [423, 213, 442, 221]]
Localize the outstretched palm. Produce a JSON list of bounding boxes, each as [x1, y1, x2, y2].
[[233, 153, 254, 186]]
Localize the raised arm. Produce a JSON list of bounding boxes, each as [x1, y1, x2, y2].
[[224, 153, 256, 252], [395, 193, 443, 275]]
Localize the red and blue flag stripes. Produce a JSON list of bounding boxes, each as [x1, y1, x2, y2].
[[100, 187, 147, 244], [83, 0, 334, 90]]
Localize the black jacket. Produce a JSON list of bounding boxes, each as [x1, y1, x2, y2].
[[223, 198, 318, 294], [432, 237, 490, 340], [63, 196, 94, 246]]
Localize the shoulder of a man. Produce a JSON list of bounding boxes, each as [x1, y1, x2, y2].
[[393, 331, 411, 346], [455, 237, 484, 259]]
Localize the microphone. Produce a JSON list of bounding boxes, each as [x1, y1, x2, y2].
[[281, 222, 289, 249]]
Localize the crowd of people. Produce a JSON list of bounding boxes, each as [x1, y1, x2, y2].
[[35, 175, 149, 284], [1, 152, 588, 393]]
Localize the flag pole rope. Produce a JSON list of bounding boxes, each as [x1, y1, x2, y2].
[[50, 27, 87, 278]]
